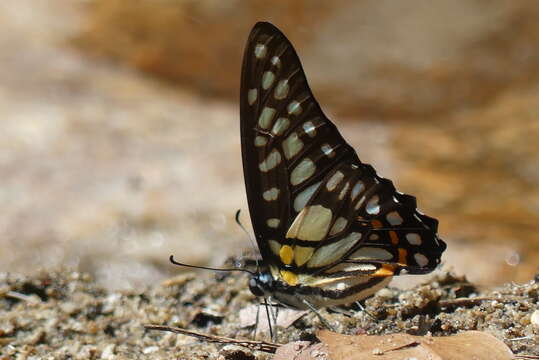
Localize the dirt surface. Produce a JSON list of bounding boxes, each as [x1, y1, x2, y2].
[[1, 270, 537, 358]]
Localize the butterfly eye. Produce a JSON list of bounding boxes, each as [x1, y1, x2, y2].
[[248, 277, 264, 297]]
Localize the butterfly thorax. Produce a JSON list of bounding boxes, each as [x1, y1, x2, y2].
[[248, 269, 309, 309]]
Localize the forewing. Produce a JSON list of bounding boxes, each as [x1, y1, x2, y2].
[[240, 22, 446, 276], [240, 22, 357, 263]]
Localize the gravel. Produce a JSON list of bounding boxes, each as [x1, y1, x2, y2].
[[1, 269, 537, 359]]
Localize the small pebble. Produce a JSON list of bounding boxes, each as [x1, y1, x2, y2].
[[101, 344, 116, 359], [143, 346, 159, 354], [531, 309, 539, 328], [376, 288, 394, 298]]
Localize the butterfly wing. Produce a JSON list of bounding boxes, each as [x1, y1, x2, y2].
[[240, 22, 445, 285]]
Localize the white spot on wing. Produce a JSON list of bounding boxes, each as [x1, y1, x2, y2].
[[307, 232, 361, 268], [271, 56, 280, 66], [355, 195, 367, 210], [294, 246, 314, 267], [287, 100, 302, 115], [262, 71, 275, 90], [303, 121, 316, 137], [339, 182, 350, 200], [290, 158, 316, 186], [326, 263, 377, 274], [293, 181, 322, 212], [326, 171, 344, 191], [329, 217, 348, 236], [406, 233, 422, 245], [386, 211, 403, 226], [414, 253, 429, 267], [263, 188, 280, 201], [254, 136, 267, 147], [274, 79, 289, 100], [259, 149, 282, 172], [254, 43, 267, 59], [282, 132, 304, 159], [321, 144, 335, 158], [351, 181, 365, 201], [248, 88, 257, 105], [271, 117, 290, 136], [286, 205, 333, 241], [366, 195, 380, 215], [258, 107, 276, 129], [267, 218, 280, 228], [350, 247, 393, 261], [268, 239, 281, 256]]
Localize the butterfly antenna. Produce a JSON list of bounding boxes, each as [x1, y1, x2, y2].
[[235, 209, 260, 271], [169, 255, 254, 275]]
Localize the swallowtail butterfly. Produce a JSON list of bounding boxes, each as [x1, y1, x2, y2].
[[241, 22, 446, 310]]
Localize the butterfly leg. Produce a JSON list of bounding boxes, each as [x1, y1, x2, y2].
[[355, 300, 377, 320], [301, 299, 335, 331], [263, 297, 275, 342], [268, 297, 284, 342], [252, 301, 261, 340]]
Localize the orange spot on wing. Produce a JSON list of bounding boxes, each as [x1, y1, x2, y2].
[[398, 248, 408, 265], [372, 264, 395, 277], [389, 231, 399, 245], [371, 220, 383, 228]]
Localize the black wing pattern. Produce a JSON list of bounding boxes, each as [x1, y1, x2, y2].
[[240, 22, 446, 289]]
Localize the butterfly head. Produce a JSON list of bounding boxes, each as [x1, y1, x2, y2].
[[248, 271, 275, 297]]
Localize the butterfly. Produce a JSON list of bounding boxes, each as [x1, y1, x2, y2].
[[240, 22, 446, 311]]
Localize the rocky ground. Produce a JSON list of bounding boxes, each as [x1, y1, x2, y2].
[[1, 270, 538, 359]]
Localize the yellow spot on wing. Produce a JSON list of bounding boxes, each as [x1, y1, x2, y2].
[[280, 270, 298, 286], [372, 264, 395, 277], [279, 245, 294, 265]]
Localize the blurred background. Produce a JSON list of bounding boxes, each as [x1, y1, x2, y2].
[[1, 0, 538, 291]]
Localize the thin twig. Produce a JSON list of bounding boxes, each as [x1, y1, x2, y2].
[[515, 355, 539, 359], [507, 336, 534, 342], [5, 291, 41, 303], [144, 324, 280, 353]]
